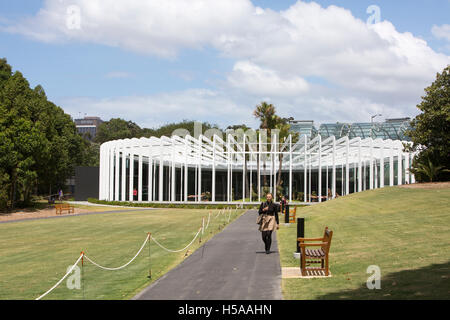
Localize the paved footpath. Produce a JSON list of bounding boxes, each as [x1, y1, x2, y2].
[[134, 210, 282, 300]]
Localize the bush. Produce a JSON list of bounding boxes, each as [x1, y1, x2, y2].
[[0, 172, 10, 212], [87, 198, 257, 210]]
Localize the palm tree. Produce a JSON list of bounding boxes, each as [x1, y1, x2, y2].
[[253, 102, 277, 188], [409, 155, 449, 182]]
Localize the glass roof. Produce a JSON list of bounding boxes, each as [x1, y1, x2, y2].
[[292, 118, 412, 141]]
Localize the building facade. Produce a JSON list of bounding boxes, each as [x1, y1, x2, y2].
[[75, 116, 104, 140], [293, 118, 412, 141], [99, 131, 416, 204]]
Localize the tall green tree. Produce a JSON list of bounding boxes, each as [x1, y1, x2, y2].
[[253, 102, 278, 187], [0, 58, 84, 210], [95, 118, 143, 144], [407, 64, 450, 182]]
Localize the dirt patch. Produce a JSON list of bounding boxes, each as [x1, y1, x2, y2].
[[0, 207, 93, 223], [399, 182, 450, 189]]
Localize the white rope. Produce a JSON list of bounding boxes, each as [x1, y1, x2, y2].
[[202, 217, 205, 235], [214, 209, 222, 218], [227, 208, 233, 223], [151, 228, 202, 253], [36, 254, 83, 300], [205, 212, 211, 230], [83, 234, 150, 271]]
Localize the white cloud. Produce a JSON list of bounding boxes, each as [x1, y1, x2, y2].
[[4, 0, 450, 125], [60, 89, 254, 129], [3, 0, 256, 58], [227, 61, 309, 96], [432, 24, 450, 42]]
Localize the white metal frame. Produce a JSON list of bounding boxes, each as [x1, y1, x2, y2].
[[99, 134, 415, 204]]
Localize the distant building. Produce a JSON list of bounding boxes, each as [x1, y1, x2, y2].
[[290, 118, 412, 141], [289, 120, 318, 137], [75, 116, 104, 140]]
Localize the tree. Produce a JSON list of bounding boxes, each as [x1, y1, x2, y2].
[[95, 118, 143, 144], [274, 117, 299, 193], [253, 102, 278, 187], [0, 58, 84, 210], [407, 64, 450, 182], [409, 154, 450, 182]]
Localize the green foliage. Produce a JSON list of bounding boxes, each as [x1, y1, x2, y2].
[[94, 118, 144, 144], [146, 120, 223, 139], [0, 58, 84, 210], [78, 139, 100, 167], [95, 119, 223, 144], [87, 198, 257, 210], [0, 172, 10, 210], [409, 154, 450, 182], [253, 101, 277, 134], [407, 64, 450, 181], [296, 191, 304, 201]]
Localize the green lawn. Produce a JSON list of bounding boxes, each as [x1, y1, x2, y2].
[[277, 186, 450, 300], [0, 207, 244, 300]]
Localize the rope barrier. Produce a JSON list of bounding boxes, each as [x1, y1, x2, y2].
[[150, 228, 202, 253], [205, 211, 211, 230], [35, 208, 235, 300], [36, 253, 83, 300], [214, 208, 222, 218], [83, 234, 150, 271]]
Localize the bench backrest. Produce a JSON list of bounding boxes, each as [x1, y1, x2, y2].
[[322, 227, 333, 253], [55, 203, 71, 209]]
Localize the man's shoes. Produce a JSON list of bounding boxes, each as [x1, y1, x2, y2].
[[265, 250, 270, 254]]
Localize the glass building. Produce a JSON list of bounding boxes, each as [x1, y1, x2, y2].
[[302, 118, 412, 141], [99, 129, 417, 204]]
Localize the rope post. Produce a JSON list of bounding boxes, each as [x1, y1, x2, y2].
[[147, 233, 152, 279], [199, 224, 202, 244], [81, 251, 85, 300]]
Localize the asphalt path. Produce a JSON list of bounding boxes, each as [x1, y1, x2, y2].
[[134, 209, 282, 300]]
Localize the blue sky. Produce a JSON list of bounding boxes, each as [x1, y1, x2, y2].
[[0, 0, 449, 129]]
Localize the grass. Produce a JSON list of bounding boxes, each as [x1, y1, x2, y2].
[[0, 207, 244, 300], [68, 203, 136, 212], [277, 185, 450, 300], [87, 198, 259, 210]]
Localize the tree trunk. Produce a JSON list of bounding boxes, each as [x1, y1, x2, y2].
[[277, 153, 284, 187]]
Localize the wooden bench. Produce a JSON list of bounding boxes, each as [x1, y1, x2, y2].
[[297, 227, 333, 276], [55, 203, 75, 215], [288, 206, 297, 223]]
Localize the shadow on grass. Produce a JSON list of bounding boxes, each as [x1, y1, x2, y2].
[[0, 202, 51, 215], [318, 261, 450, 300]]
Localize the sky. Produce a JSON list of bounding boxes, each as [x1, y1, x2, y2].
[[0, 0, 449, 130]]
